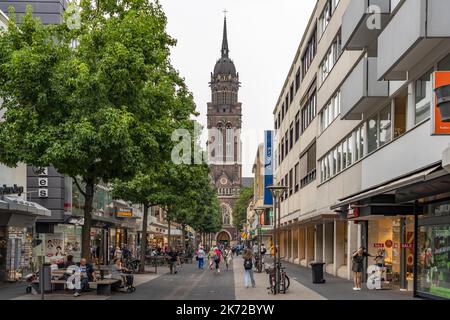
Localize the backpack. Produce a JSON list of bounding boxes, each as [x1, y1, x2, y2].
[[244, 258, 253, 270]]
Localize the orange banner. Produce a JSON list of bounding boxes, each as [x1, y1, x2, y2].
[[433, 71, 450, 135]]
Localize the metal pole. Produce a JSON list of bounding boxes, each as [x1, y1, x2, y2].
[[272, 198, 277, 294], [40, 259, 44, 300], [277, 195, 281, 294]]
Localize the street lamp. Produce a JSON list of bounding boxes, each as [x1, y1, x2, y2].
[[267, 185, 288, 294], [253, 206, 265, 272]]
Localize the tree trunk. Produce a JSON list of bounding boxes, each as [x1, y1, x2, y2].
[[139, 203, 149, 273], [182, 224, 187, 251], [81, 179, 95, 261], [167, 219, 171, 250]]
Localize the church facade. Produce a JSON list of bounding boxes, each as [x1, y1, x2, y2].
[[207, 17, 242, 246]]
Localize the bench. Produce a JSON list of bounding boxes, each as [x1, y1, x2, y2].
[[90, 279, 121, 295]]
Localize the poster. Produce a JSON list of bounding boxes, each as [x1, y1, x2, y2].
[[44, 233, 65, 264], [432, 71, 450, 135], [65, 235, 81, 258]]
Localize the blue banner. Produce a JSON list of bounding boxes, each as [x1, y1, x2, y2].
[[263, 130, 273, 205]]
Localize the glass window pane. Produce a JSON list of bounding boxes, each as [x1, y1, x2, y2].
[[379, 105, 392, 147], [342, 139, 348, 169], [367, 116, 378, 154], [337, 144, 342, 173], [347, 135, 353, 165], [415, 69, 433, 124]]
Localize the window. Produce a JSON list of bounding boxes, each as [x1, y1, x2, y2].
[[319, 32, 342, 85], [294, 163, 299, 192], [438, 53, 450, 71], [290, 84, 294, 104], [289, 169, 293, 195], [281, 139, 285, 162], [217, 125, 224, 162], [319, 90, 341, 133], [300, 142, 317, 188], [289, 123, 294, 150], [367, 114, 378, 154], [342, 138, 348, 170], [301, 89, 317, 132], [347, 135, 353, 167], [394, 90, 407, 138], [302, 27, 317, 77], [282, 103, 285, 120], [295, 112, 300, 142], [415, 69, 433, 124], [295, 68, 301, 92], [318, 0, 332, 37], [285, 133, 289, 157], [226, 126, 233, 162], [379, 105, 392, 147], [286, 96, 290, 111]]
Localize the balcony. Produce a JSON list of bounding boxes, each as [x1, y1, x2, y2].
[[341, 0, 391, 54], [341, 56, 389, 120], [378, 0, 450, 80]]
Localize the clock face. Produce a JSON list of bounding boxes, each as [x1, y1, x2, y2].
[[220, 177, 228, 185]]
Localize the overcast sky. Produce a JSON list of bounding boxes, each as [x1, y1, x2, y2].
[[159, 0, 316, 177]]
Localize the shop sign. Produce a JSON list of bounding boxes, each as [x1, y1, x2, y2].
[[0, 184, 24, 195], [401, 243, 414, 249], [347, 205, 360, 219], [373, 243, 385, 248], [385, 240, 393, 248], [432, 71, 450, 134], [116, 208, 133, 218]]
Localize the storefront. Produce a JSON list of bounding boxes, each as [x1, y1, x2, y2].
[[0, 196, 50, 282], [416, 200, 450, 299]]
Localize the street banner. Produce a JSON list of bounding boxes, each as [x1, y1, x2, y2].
[[432, 71, 450, 135], [263, 130, 274, 205]]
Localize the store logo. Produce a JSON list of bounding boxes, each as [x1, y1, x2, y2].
[[0, 184, 24, 195]]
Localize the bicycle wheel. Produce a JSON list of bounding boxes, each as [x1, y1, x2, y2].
[[283, 274, 290, 292], [270, 274, 276, 295]]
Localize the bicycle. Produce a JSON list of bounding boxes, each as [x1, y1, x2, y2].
[[265, 260, 290, 294]]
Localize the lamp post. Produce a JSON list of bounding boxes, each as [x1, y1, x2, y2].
[[267, 185, 288, 294], [253, 206, 265, 272]]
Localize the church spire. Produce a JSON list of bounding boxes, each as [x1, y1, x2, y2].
[[221, 15, 229, 58]]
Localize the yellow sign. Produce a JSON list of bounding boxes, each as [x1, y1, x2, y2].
[[117, 210, 133, 218], [241, 232, 247, 239]]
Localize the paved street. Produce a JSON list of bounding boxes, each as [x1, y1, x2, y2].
[[0, 256, 418, 300]]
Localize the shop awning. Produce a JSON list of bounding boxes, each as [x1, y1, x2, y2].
[[0, 196, 51, 216], [330, 164, 442, 211]]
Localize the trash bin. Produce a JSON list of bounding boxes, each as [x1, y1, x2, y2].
[[40, 264, 52, 292], [310, 262, 326, 284]]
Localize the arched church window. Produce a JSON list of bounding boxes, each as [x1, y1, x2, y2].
[[221, 205, 231, 225]]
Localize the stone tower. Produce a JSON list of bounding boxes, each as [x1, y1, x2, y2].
[[207, 17, 242, 245]]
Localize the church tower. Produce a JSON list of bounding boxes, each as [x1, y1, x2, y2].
[[207, 16, 242, 245]]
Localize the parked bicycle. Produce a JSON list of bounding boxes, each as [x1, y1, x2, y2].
[[265, 259, 290, 294]]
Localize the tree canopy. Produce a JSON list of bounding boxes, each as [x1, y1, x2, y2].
[[232, 185, 254, 231]]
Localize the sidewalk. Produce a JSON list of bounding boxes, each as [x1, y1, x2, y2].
[[10, 267, 169, 300], [232, 257, 326, 300], [281, 261, 419, 300]]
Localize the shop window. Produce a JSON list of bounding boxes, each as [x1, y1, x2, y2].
[[415, 69, 433, 124], [394, 91, 407, 139]]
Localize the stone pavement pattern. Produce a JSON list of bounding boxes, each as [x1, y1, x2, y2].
[[0, 258, 418, 300]]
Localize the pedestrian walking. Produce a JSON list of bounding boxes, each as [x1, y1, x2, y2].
[[223, 247, 232, 270], [352, 247, 374, 291], [167, 247, 180, 274], [242, 249, 255, 288], [208, 247, 216, 270], [196, 246, 205, 270], [213, 246, 223, 273]]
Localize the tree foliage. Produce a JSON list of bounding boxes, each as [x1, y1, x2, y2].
[[0, 1, 196, 258], [233, 185, 254, 231]]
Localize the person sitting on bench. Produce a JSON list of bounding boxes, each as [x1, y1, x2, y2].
[[72, 258, 96, 297]]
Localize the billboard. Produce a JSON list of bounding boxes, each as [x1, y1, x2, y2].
[[263, 130, 273, 205], [432, 71, 450, 135]]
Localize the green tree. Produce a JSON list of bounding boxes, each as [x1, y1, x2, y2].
[[233, 185, 254, 232], [0, 2, 196, 258]]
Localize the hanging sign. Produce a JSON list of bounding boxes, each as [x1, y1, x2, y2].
[[432, 71, 450, 135]]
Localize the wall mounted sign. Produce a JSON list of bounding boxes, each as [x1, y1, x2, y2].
[[347, 205, 360, 219], [116, 209, 133, 218], [373, 243, 385, 248], [0, 184, 24, 195], [432, 71, 450, 135]]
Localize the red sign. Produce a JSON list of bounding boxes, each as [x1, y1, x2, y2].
[[433, 71, 450, 135], [347, 205, 360, 219], [385, 240, 393, 248], [373, 243, 385, 248], [401, 243, 414, 249]]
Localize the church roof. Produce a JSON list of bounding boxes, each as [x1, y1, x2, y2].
[[213, 17, 236, 76]]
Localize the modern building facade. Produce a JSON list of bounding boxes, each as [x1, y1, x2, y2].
[[272, 0, 450, 299], [0, 0, 67, 24], [207, 17, 243, 246]]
